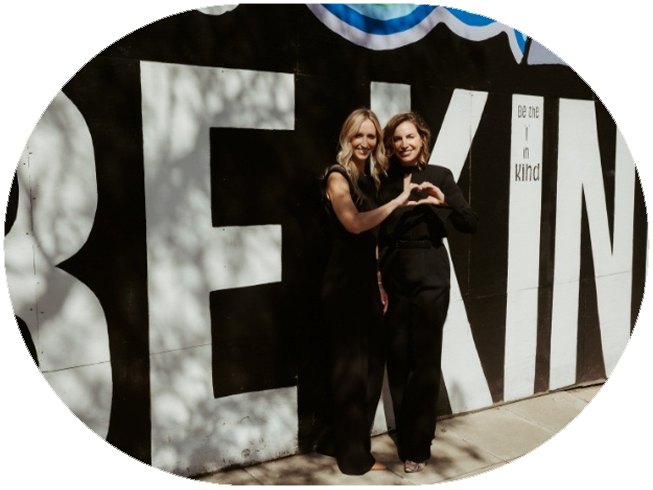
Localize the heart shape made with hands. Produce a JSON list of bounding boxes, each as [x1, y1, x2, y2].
[[407, 182, 446, 206]]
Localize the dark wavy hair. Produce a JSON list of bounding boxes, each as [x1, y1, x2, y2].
[[383, 111, 432, 171]]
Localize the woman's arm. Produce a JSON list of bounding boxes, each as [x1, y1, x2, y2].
[[436, 168, 478, 233], [376, 245, 388, 314], [326, 171, 417, 235]]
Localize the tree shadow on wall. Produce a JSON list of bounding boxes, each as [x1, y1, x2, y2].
[[139, 64, 329, 473], [5, 52, 337, 475], [4, 92, 115, 443]]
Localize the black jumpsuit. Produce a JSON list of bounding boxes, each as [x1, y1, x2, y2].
[[377, 162, 477, 463], [318, 166, 386, 475]]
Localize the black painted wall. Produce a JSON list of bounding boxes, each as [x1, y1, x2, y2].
[[8, 4, 647, 465]]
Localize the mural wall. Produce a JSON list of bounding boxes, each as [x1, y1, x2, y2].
[[4, 4, 648, 477]]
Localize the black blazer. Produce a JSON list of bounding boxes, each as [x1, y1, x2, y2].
[[377, 162, 478, 253]]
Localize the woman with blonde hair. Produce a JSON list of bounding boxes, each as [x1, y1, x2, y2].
[[317, 108, 417, 475], [377, 112, 478, 473]]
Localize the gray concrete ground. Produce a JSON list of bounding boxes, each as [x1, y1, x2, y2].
[[193, 384, 601, 485]]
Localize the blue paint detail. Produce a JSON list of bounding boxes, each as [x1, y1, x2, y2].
[[446, 7, 527, 53], [445, 7, 496, 27], [318, 4, 527, 55], [514, 30, 527, 52], [346, 4, 420, 21], [322, 4, 437, 35], [441, 7, 527, 54]]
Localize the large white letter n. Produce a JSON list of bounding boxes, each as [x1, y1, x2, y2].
[[550, 99, 635, 390]]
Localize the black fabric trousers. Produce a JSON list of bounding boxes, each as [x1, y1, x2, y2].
[[318, 279, 386, 475], [382, 246, 450, 463]]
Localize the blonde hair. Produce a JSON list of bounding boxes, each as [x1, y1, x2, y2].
[[331, 108, 388, 203], [383, 112, 432, 171]]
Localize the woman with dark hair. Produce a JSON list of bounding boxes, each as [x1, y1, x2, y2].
[[318, 108, 417, 475], [376, 112, 478, 473]]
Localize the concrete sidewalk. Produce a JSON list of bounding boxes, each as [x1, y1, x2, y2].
[[193, 384, 601, 485]]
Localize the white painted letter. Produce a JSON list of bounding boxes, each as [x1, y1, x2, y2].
[[431, 89, 494, 413], [141, 62, 296, 476], [5, 92, 112, 437], [504, 94, 544, 401], [550, 99, 635, 390]]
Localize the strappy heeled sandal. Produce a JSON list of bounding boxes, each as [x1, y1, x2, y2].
[[404, 460, 426, 473]]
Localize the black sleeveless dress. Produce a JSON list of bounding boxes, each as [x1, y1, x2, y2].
[[317, 166, 386, 475]]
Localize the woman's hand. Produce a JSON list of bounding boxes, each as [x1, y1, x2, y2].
[[378, 281, 389, 314], [394, 182, 420, 207], [415, 182, 447, 206], [419, 182, 446, 203]]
